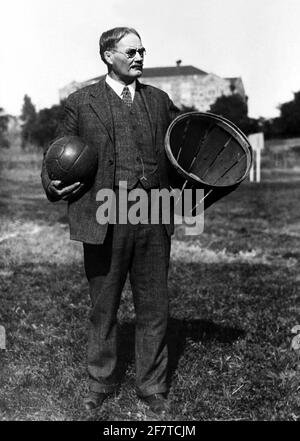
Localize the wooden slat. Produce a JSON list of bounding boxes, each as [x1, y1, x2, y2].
[[190, 126, 230, 178], [203, 139, 246, 185], [176, 118, 212, 172]]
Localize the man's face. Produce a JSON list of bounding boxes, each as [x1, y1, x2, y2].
[[105, 33, 144, 84]]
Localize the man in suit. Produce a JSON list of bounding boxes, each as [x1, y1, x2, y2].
[[41, 27, 179, 415]]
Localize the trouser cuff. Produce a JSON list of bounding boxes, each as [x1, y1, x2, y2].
[[136, 384, 168, 398], [89, 380, 119, 394]]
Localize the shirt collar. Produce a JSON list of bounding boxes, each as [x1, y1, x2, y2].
[[105, 75, 136, 99]]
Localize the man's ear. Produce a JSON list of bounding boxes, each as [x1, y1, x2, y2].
[[104, 51, 113, 66]]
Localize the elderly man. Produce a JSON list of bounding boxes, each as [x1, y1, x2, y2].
[[41, 27, 179, 415]]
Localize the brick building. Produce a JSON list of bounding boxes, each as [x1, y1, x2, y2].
[[59, 62, 245, 111]]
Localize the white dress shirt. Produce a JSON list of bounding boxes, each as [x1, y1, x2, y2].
[[105, 75, 136, 100]]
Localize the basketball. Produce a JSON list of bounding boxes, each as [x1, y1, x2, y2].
[[45, 136, 98, 186]]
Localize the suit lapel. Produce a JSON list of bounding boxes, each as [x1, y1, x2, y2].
[[89, 79, 114, 143], [88, 79, 158, 147]]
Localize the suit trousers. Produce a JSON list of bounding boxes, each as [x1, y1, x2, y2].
[[83, 217, 171, 397]]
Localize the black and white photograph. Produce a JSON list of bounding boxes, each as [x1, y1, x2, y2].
[[0, 0, 299, 425]]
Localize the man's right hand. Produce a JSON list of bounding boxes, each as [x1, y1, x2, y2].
[[47, 180, 84, 201]]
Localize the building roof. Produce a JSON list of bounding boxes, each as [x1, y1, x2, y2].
[[142, 65, 208, 77], [87, 65, 208, 83], [225, 77, 241, 83]]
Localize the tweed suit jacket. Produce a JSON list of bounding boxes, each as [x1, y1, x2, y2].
[[41, 77, 179, 244]]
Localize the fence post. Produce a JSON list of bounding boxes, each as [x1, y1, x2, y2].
[[248, 133, 264, 183]]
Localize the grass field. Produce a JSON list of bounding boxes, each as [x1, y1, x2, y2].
[[0, 145, 299, 421]]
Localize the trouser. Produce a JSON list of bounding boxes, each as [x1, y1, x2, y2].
[[83, 221, 171, 397]]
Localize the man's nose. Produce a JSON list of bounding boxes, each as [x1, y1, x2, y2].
[[134, 51, 143, 61]]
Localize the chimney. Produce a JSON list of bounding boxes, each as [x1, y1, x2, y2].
[[176, 59, 182, 67]]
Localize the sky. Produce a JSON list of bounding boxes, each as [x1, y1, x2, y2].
[[1, 0, 300, 118]]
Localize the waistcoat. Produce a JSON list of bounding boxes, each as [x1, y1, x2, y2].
[[106, 84, 160, 189]]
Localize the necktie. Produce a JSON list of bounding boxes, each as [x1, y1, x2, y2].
[[122, 86, 132, 107]]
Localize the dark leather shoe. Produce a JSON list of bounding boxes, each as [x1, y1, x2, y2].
[[140, 393, 169, 414], [84, 392, 108, 411]]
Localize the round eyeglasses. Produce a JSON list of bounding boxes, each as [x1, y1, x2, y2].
[[112, 47, 146, 59]]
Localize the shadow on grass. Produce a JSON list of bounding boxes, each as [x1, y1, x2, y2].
[[167, 318, 245, 386], [116, 317, 245, 389]]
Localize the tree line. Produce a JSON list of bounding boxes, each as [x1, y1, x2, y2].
[[1, 89, 300, 149], [210, 91, 300, 139]]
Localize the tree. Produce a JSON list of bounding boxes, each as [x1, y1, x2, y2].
[[20, 95, 36, 148], [259, 117, 284, 139], [30, 102, 64, 148], [20, 96, 65, 149], [278, 91, 300, 137], [209, 94, 259, 135], [0, 107, 9, 148], [259, 90, 300, 138], [179, 104, 197, 115]]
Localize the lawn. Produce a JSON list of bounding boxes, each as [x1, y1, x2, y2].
[[0, 145, 299, 421]]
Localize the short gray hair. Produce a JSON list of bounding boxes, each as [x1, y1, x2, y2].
[[99, 27, 141, 64]]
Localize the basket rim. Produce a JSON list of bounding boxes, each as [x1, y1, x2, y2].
[[164, 111, 253, 188]]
